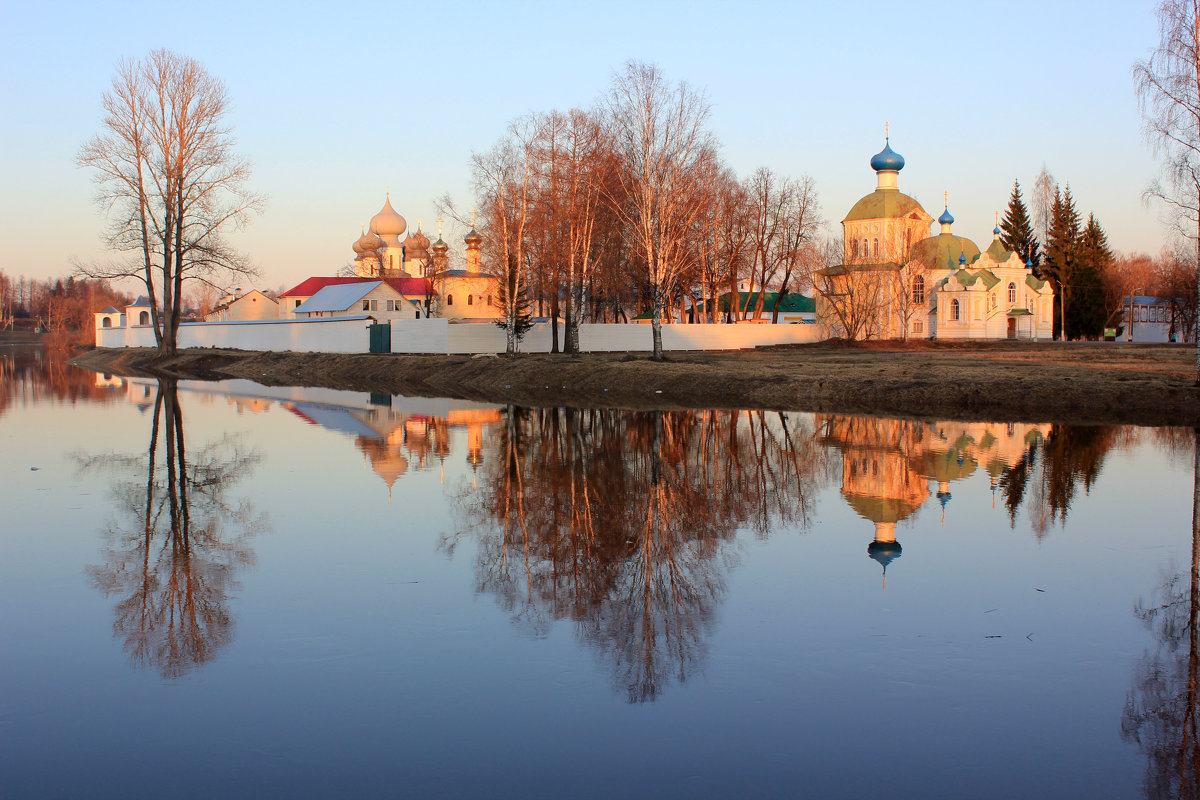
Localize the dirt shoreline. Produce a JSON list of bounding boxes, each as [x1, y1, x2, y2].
[[70, 341, 1200, 427]]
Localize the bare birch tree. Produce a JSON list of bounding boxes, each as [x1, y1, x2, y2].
[[605, 62, 717, 359], [76, 50, 263, 356], [1135, 0, 1200, 381], [472, 117, 537, 355], [1032, 165, 1057, 250]]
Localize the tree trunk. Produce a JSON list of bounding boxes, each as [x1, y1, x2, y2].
[[550, 291, 560, 353]]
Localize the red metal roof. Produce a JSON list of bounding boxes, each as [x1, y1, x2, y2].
[[281, 276, 432, 298], [279, 276, 365, 298], [382, 277, 431, 297]]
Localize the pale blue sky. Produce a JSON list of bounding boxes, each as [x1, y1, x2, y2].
[[0, 0, 1163, 292]]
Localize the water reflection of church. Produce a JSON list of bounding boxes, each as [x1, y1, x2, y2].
[[104, 375, 501, 496], [818, 415, 1050, 583]]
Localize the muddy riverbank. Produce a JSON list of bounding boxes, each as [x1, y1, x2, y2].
[[71, 340, 1200, 427]]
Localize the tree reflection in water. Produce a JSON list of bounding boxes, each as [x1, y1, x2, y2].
[[79, 378, 267, 678], [1123, 428, 1200, 799], [451, 407, 830, 703]]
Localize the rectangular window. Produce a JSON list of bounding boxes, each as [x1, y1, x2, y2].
[[369, 299, 378, 312], [913, 320, 923, 334], [295, 299, 301, 307], [362, 300, 369, 311]]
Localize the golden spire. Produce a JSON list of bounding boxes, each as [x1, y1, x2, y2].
[[944, 190, 948, 207], [437, 216, 444, 237], [470, 209, 476, 228], [418, 219, 422, 232], [885, 120, 889, 141]]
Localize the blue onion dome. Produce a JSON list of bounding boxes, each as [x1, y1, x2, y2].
[[1025, 255, 1034, 270], [993, 224, 1002, 236], [958, 251, 966, 266], [868, 540, 902, 570], [870, 141, 905, 172], [938, 206, 955, 226]]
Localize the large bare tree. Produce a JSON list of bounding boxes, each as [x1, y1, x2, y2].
[[605, 62, 718, 359], [1135, 0, 1200, 381], [77, 49, 263, 356]]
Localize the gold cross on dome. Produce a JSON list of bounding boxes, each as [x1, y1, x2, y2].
[[470, 209, 476, 228]]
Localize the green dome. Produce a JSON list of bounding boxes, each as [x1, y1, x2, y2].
[[908, 232, 981, 270], [844, 493, 923, 524], [843, 190, 928, 223]]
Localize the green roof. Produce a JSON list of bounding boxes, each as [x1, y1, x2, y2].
[[977, 270, 1000, 290], [843, 189, 930, 223], [818, 261, 904, 276], [909, 232, 981, 270], [1026, 274, 1047, 290], [698, 291, 815, 314], [984, 237, 1012, 263]]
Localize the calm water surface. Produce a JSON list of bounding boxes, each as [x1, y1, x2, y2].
[[1, 347, 1196, 799]]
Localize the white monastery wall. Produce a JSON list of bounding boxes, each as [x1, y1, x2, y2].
[[389, 320, 820, 354], [100, 317, 821, 355]]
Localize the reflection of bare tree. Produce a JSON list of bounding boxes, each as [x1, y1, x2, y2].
[[1122, 428, 1200, 798], [451, 406, 829, 702], [80, 378, 266, 678]]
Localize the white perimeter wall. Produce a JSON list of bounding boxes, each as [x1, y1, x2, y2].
[[97, 317, 372, 353], [391, 319, 820, 354], [97, 317, 820, 355]]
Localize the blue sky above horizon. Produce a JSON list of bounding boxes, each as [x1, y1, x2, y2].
[[0, 0, 1165, 293]]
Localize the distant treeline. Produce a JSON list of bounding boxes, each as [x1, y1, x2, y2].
[[0, 271, 132, 346]]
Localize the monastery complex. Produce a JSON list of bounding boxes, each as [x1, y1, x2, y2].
[[96, 141, 1064, 353]]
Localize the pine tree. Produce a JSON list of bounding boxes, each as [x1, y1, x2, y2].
[[999, 179, 1041, 267], [1042, 185, 1081, 339], [1068, 214, 1112, 339]]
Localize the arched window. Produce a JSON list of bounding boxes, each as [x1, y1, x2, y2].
[[467, 295, 473, 306], [102, 317, 112, 328], [850, 239, 859, 259], [911, 275, 925, 304], [447, 294, 454, 306], [872, 238, 879, 258], [138, 311, 149, 325], [989, 292, 997, 309], [486, 295, 492, 306], [950, 299, 960, 321], [1008, 282, 1017, 305], [863, 239, 869, 258]]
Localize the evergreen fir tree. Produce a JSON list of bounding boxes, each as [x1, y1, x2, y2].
[[999, 179, 1041, 267], [1068, 214, 1112, 338], [494, 253, 533, 350], [1042, 185, 1081, 339]]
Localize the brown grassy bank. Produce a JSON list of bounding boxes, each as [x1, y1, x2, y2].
[[71, 340, 1200, 427]]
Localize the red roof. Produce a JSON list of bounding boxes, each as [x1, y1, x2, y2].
[[280, 276, 432, 298], [280, 276, 365, 298], [382, 277, 431, 297]]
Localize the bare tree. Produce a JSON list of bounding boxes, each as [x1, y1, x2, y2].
[[605, 61, 718, 359], [1033, 165, 1057, 249], [76, 49, 263, 356], [1135, 0, 1200, 381], [471, 117, 537, 355]]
